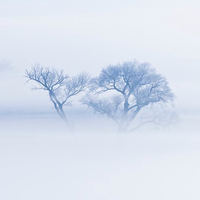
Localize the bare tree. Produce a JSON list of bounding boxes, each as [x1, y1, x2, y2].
[[82, 60, 175, 132], [25, 63, 90, 132]]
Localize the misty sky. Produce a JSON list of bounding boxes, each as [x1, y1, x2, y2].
[[0, 0, 200, 112], [1, 3, 200, 200]]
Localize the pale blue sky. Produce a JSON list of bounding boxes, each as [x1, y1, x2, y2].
[[0, 0, 200, 111]]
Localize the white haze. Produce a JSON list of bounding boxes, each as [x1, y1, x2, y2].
[[0, 0, 200, 199], [1, 115, 200, 200]]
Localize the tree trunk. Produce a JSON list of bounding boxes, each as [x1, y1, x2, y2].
[[49, 92, 74, 133], [117, 100, 130, 133], [117, 108, 140, 133]]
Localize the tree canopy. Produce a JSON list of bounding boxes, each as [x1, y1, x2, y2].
[[25, 63, 90, 132], [83, 60, 175, 132]]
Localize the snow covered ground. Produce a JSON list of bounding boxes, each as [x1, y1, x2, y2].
[[0, 114, 200, 200]]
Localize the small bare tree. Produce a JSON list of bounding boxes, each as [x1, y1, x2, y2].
[[82, 60, 175, 132], [25, 63, 89, 132]]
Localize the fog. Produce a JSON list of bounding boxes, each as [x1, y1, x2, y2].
[[1, 114, 200, 200], [1, 0, 200, 199]]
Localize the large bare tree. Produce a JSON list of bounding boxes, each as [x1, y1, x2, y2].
[[82, 60, 175, 132], [25, 63, 89, 132]]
